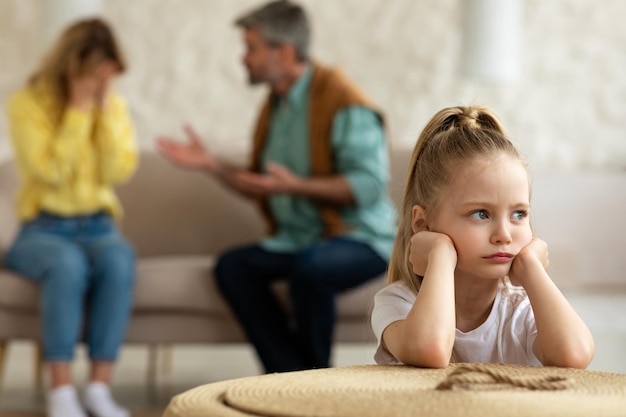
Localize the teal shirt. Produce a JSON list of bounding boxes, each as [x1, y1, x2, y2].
[[260, 67, 397, 261]]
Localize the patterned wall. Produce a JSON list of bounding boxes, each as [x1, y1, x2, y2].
[[1, 0, 625, 172]]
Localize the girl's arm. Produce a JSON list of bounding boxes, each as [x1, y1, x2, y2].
[[381, 231, 457, 368], [510, 237, 595, 368]]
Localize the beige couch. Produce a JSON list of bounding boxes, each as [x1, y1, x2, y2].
[[0, 149, 410, 387], [2, 147, 625, 388]]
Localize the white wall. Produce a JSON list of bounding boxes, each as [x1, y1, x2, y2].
[[1, 0, 625, 172]]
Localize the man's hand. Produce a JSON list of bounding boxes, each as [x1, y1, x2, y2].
[[156, 124, 219, 172], [508, 237, 550, 287], [235, 162, 302, 196]]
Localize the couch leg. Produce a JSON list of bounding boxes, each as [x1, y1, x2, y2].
[[34, 342, 44, 391], [147, 344, 160, 400], [161, 345, 173, 376], [0, 340, 6, 396], [147, 344, 174, 399], [147, 345, 157, 388]]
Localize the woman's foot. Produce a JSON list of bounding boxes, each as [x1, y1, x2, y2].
[[83, 382, 130, 417], [48, 385, 87, 417]]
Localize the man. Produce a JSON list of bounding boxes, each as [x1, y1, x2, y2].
[[157, 0, 396, 373]]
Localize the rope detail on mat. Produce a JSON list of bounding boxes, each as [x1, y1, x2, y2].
[[436, 364, 574, 391]]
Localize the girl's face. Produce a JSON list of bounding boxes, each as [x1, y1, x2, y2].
[[428, 156, 533, 281]]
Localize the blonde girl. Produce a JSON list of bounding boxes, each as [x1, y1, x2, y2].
[[371, 106, 594, 369]]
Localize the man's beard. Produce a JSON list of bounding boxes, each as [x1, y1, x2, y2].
[[247, 74, 264, 85]]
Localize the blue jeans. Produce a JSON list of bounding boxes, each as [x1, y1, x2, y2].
[[214, 237, 387, 373], [4, 212, 135, 362]]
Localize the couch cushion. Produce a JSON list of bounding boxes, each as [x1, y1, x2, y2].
[[116, 152, 265, 258], [336, 275, 386, 319], [0, 256, 230, 316], [136, 255, 387, 319], [134, 255, 228, 315], [0, 254, 387, 320], [0, 270, 38, 312]]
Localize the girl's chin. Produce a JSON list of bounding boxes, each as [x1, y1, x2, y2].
[[456, 265, 510, 282]]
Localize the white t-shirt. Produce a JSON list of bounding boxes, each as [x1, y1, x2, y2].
[[371, 281, 541, 366]]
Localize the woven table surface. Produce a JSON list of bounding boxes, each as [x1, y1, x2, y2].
[[163, 363, 626, 417]]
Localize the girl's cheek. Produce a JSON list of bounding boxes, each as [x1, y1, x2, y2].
[[521, 227, 533, 246]]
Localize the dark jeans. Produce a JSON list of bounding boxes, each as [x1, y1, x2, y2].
[[214, 237, 387, 373]]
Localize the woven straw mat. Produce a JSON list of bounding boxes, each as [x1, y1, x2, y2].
[[163, 363, 626, 417]]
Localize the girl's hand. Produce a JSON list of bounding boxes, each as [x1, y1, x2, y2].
[[508, 237, 550, 286], [409, 231, 457, 277]]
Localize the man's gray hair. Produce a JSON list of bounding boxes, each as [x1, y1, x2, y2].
[[235, 0, 310, 62]]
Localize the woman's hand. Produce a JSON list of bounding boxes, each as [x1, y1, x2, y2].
[[69, 73, 100, 110], [508, 237, 549, 287], [69, 61, 118, 111], [409, 231, 457, 277]]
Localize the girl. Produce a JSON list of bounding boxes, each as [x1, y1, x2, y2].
[[371, 106, 594, 369], [5, 18, 137, 417]]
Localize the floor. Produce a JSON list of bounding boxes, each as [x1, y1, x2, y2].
[[1, 294, 625, 415], [0, 342, 378, 415]]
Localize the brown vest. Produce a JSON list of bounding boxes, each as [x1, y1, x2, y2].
[[251, 62, 384, 237]]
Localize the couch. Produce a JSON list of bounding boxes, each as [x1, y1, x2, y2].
[[0, 149, 410, 389], [2, 147, 625, 389]]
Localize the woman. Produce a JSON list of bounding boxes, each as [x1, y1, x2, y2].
[[5, 18, 137, 417]]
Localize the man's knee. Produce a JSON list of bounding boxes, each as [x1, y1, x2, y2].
[[214, 249, 248, 294], [292, 252, 329, 289]]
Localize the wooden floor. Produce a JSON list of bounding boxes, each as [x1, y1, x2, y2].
[[0, 342, 376, 415], [0, 413, 163, 417], [0, 343, 263, 416]]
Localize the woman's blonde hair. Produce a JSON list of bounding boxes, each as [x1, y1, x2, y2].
[[29, 17, 126, 108], [388, 105, 525, 294]]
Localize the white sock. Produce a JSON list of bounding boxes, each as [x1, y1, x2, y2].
[[48, 385, 87, 417], [83, 382, 130, 417]]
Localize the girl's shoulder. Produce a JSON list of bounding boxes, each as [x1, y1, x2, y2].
[[375, 280, 416, 304]]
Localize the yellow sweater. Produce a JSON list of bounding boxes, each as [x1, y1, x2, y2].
[[6, 83, 138, 221]]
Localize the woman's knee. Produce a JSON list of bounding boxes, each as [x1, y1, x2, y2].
[[7, 237, 88, 287], [92, 238, 135, 280]]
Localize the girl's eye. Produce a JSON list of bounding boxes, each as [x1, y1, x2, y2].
[[512, 210, 528, 221], [470, 210, 489, 220]]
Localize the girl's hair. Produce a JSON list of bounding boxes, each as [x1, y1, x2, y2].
[[388, 105, 525, 294], [29, 17, 127, 108]]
